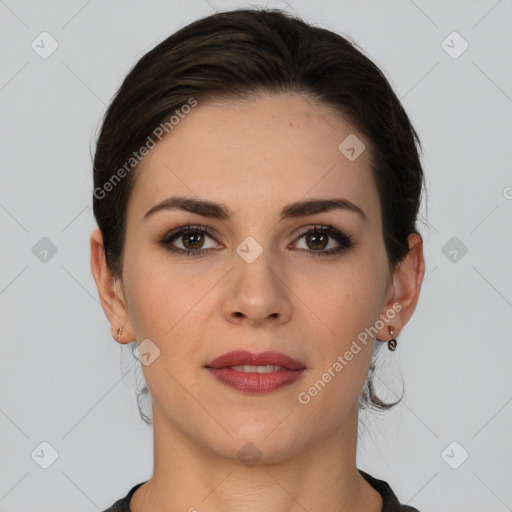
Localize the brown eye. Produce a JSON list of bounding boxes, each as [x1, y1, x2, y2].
[[304, 231, 328, 251], [159, 225, 220, 255], [182, 231, 205, 250], [293, 226, 354, 257]]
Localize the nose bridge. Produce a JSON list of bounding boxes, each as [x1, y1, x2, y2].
[[225, 233, 292, 324], [234, 233, 280, 295]]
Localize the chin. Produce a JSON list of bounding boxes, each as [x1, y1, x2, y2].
[[213, 437, 303, 467], [205, 415, 309, 466]]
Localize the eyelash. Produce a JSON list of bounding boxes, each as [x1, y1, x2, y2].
[[158, 224, 355, 257]]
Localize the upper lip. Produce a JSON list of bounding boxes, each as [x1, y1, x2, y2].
[[205, 350, 305, 370]]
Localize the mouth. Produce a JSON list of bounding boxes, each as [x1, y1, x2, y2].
[[204, 350, 306, 393]]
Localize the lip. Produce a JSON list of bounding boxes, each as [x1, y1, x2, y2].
[[205, 350, 305, 370], [205, 350, 306, 393]]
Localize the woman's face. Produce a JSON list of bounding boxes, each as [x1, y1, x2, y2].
[[118, 92, 399, 462]]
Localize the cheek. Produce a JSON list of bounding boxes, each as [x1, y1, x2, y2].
[[123, 270, 169, 341], [122, 242, 199, 339], [121, 247, 217, 395], [122, 261, 204, 404], [303, 258, 386, 343], [295, 259, 386, 408]]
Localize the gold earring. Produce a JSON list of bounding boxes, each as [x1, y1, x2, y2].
[[117, 327, 123, 343], [387, 325, 397, 351]]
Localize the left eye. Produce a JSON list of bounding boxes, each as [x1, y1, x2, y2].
[[290, 226, 353, 256], [294, 227, 346, 252]]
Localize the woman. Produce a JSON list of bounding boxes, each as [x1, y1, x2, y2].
[[91, 7, 426, 511]]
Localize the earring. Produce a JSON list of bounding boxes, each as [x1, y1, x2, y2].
[[387, 325, 397, 351], [117, 327, 123, 343]]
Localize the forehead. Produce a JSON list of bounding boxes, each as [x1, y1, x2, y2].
[[128, 92, 380, 226]]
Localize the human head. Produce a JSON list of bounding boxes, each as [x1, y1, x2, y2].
[[91, 8, 425, 428]]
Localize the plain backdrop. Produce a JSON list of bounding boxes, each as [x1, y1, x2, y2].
[[1, 1, 511, 511]]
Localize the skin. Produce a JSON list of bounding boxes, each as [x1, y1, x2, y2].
[[91, 92, 425, 512]]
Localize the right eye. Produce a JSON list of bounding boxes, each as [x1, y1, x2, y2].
[[158, 225, 222, 256]]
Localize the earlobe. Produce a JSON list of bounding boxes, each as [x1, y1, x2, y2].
[[377, 233, 425, 344], [89, 228, 135, 344]]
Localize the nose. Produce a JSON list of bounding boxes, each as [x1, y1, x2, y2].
[[221, 242, 293, 327]]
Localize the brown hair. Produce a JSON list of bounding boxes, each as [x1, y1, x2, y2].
[[92, 7, 426, 423]]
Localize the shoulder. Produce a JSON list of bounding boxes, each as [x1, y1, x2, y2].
[[359, 470, 421, 512], [102, 481, 147, 512]]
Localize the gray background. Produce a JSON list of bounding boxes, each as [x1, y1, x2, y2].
[[1, 0, 511, 510]]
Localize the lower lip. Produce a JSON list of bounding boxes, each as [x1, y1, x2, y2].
[[206, 367, 305, 393]]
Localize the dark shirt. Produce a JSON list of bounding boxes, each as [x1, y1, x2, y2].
[[102, 470, 419, 511]]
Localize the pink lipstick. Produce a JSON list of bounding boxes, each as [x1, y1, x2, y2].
[[205, 350, 306, 393]]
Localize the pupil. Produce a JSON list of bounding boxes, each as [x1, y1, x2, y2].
[[184, 232, 203, 249], [307, 232, 327, 250]]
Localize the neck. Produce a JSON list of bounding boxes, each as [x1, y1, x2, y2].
[[130, 407, 382, 512]]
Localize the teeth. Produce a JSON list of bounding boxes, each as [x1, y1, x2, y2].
[[230, 364, 282, 373]]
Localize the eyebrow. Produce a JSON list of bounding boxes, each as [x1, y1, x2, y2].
[[143, 196, 368, 224]]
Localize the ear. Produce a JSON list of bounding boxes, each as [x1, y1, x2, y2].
[[90, 228, 135, 344], [376, 233, 425, 344]]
